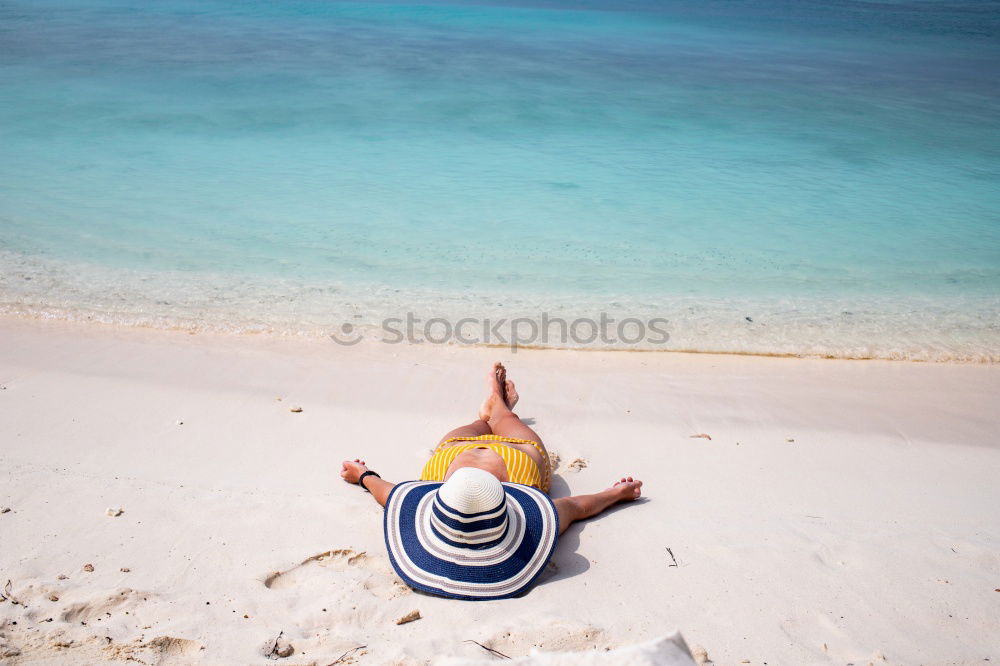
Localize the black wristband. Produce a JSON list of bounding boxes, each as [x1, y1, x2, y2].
[[358, 470, 381, 492]]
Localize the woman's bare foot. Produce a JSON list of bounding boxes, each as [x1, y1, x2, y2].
[[498, 363, 519, 410], [611, 477, 643, 502], [478, 362, 519, 421]]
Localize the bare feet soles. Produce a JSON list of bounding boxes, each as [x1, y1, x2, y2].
[[611, 477, 643, 502], [478, 361, 519, 422]]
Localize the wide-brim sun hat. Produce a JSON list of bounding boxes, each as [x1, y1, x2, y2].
[[383, 466, 559, 601]]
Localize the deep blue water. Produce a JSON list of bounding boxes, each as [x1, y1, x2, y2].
[[1, 0, 998, 358]]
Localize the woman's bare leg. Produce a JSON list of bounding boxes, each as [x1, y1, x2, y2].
[[437, 419, 492, 447], [480, 362, 541, 442], [489, 403, 542, 444], [478, 363, 550, 485]]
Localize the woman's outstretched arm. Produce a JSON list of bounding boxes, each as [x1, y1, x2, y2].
[[553, 477, 643, 535], [341, 459, 396, 507]]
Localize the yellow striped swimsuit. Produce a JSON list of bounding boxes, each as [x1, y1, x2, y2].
[[420, 435, 551, 492]]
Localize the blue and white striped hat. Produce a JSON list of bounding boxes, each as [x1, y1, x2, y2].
[[383, 467, 559, 600]]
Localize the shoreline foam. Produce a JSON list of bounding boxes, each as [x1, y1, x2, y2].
[[3, 250, 999, 362], [3, 306, 999, 363]]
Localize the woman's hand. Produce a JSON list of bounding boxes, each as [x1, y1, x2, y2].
[[340, 458, 395, 507], [340, 458, 369, 484]]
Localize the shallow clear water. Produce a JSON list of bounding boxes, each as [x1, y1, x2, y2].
[[1, 0, 999, 358]]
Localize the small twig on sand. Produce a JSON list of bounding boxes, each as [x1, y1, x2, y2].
[[2, 579, 22, 606], [327, 645, 366, 665], [666, 547, 678, 567], [265, 631, 284, 660], [464, 640, 511, 660]]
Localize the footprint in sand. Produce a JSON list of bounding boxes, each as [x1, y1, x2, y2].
[[264, 549, 409, 600], [264, 549, 366, 589], [147, 636, 202, 657], [568, 458, 588, 473], [105, 635, 203, 663], [61, 589, 145, 624], [548, 451, 561, 472], [476, 621, 609, 658]]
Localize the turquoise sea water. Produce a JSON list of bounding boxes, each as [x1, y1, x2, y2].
[[1, 0, 999, 358]]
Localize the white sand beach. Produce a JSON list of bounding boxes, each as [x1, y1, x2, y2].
[[1, 316, 998, 665]]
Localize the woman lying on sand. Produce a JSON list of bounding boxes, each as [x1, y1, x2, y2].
[[341, 362, 643, 600]]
